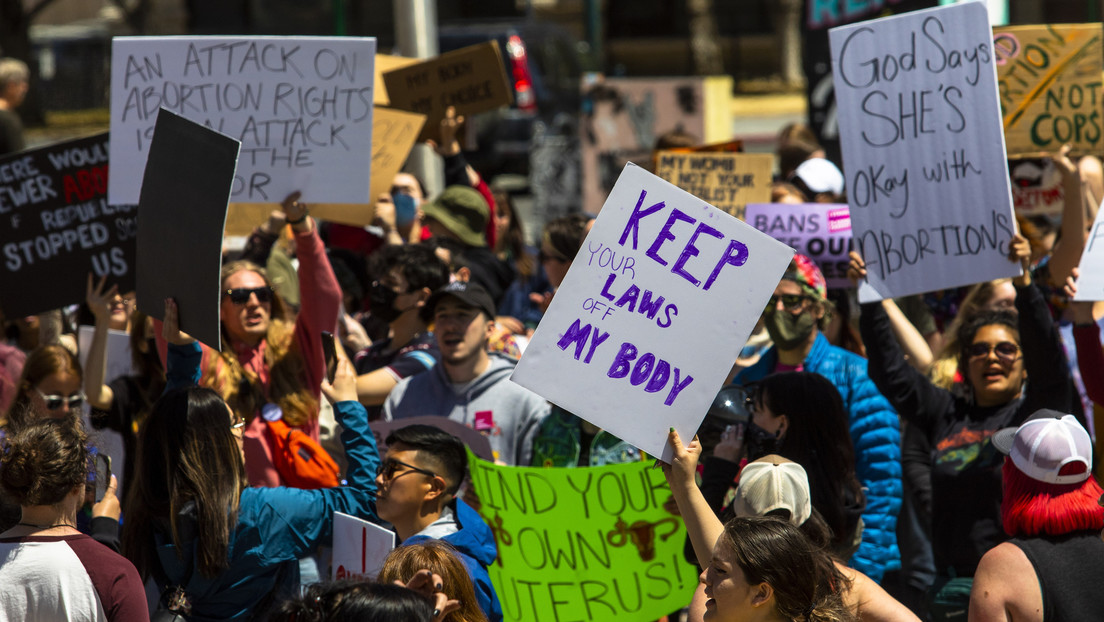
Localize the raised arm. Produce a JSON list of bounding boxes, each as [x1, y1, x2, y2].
[[84, 274, 118, 410], [286, 192, 343, 394], [1042, 145, 1085, 287], [661, 429, 724, 569], [851, 253, 953, 432], [882, 298, 934, 371]]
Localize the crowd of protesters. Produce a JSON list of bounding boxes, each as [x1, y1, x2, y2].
[[2, 35, 1104, 620]]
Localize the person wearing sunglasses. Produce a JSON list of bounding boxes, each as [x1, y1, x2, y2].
[[0, 344, 123, 549], [729, 254, 902, 584], [375, 424, 501, 622], [852, 234, 1072, 620], [160, 191, 344, 488]]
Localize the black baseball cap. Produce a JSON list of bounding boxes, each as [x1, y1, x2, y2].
[[423, 281, 496, 321]]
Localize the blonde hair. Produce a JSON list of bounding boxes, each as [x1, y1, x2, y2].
[[205, 261, 317, 426]]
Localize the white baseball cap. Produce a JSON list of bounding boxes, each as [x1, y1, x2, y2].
[[792, 158, 845, 196], [734, 455, 812, 526], [992, 410, 1092, 485]]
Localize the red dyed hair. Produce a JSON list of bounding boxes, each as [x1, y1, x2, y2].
[[1001, 458, 1104, 537]]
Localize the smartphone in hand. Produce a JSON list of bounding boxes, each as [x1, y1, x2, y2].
[[322, 331, 338, 384], [94, 454, 112, 503]]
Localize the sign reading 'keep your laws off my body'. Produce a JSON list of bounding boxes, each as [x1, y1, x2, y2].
[[830, 3, 1021, 302], [511, 164, 793, 462], [109, 36, 376, 205]]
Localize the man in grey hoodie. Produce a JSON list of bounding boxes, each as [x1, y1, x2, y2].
[[382, 281, 550, 465]]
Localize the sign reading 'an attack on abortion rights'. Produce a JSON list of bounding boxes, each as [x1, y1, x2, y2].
[[830, 3, 1021, 302], [511, 164, 793, 462], [110, 36, 376, 205], [745, 203, 854, 288], [0, 132, 137, 317], [468, 453, 698, 622]]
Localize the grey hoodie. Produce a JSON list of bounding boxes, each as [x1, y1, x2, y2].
[[382, 353, 550, 465]]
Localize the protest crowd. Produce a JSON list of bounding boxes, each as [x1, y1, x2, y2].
[[4, 7, 1104, 622]]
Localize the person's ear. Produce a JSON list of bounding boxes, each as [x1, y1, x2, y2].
[[424, 475, 447, 502], [415, 287, 432, 307], [776, 414, 789, 439], [750, 581, 774, 608], [456, 267, 472, 283]]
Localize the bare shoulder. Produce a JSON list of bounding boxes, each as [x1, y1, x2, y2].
[[970, 542, 1042, 622], [837, 563, 920, 622]]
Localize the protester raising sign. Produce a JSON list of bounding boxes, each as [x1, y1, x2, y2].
[[745, 203, 854, 288], [382, 41, 513, 142], [994, 24, 1103, 157], [830, 3, 1021, 302], [136, 109, 241, 350], [0, 132, 136, 317], [511, 164, 793, 462], [468, 452, 697, 622], [110, 36, 376, 205], [654, 151, 772, 220]]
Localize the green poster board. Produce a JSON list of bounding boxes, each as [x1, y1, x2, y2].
[[467, 452, 698, 621]]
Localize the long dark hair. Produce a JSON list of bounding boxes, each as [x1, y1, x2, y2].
[[267, 581, 435, 622], [756, 372, 866, 556], [721, 516, 853, 622], [122, 387, 246, 579]]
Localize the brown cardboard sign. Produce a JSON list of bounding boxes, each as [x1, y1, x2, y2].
[[224, 107, 425, 235], [654, 151, 773, 219], [382, 41, 513, 142], [994, 24, 1103, 157], [374, 54, 419, 106]]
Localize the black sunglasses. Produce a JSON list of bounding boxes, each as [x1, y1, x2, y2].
[[223, 286, 274, 305], [376, 458, 438, 482], [965, 341, 1021, 364], [765, 293, 808, 313]]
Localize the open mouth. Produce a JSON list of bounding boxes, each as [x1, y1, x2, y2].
[[441, 335, 463, 347]]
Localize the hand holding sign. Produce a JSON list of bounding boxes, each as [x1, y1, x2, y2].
[[426, 105, 464, 157], [85, 273, 120, 325]]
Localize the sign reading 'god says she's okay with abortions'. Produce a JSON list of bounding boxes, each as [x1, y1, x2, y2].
[[830, 3, 1021, 302], [109, 36, 376, 205], [512, 164, 793, 462]]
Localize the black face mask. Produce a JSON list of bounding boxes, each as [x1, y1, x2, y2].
[[745, 420, 781, 462], [368, 282, 403, 323]]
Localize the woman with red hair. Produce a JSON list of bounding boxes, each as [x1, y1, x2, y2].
[[969, 410, 1104, 621]]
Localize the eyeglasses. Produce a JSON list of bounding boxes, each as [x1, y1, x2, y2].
[[765, 294, 808, 313], [965, 341, 1021, 364], [223, 286, 274, 305], [376, 458, 438, 482], [35, 388, 84, 411]]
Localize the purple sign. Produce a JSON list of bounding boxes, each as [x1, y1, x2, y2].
[[745, 203, 853, 288]]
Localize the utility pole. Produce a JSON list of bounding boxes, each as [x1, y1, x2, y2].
[[393, 0, 443, 197]]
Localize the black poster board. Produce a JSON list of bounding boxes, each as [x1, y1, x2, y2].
[[136, 108, 240, 350], [0, 132, 136, 318]]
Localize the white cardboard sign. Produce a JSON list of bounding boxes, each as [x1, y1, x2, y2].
[[829, 3, 1021, 302], [1073, 202, 1104, 301], [331, 512, 395, 581], [77, 325, 133, 494], [511, 163, 794, 462], [109, 36, 376, 205]]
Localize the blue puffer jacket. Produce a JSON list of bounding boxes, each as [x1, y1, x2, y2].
[[404, 499, 502, 622], [735, 332, 902, 582]]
